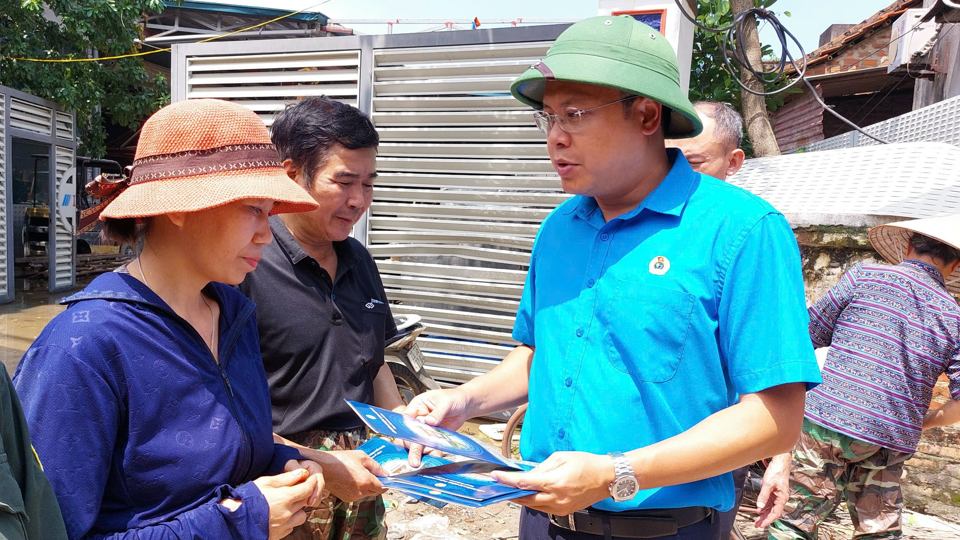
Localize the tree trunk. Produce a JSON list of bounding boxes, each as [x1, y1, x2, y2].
[[729, 0, 781, 157]]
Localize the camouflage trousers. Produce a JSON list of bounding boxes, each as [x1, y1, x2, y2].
[[768, 419, 912, 540], [285, 427, 387, 540]]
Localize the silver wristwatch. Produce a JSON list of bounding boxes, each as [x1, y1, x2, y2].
[[608, 452, 639, 502]]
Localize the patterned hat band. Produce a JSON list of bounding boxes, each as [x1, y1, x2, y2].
[[130, 143, 282, 184], [79, 143, 285, 234]]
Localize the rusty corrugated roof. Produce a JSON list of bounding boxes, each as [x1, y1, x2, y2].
[[786, 0, 923, 74], [771, 84, 825, 153]]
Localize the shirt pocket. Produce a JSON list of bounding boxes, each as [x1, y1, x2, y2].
[[0, 453, 28, 538], [359, 301, 388, 366], [603, 280, 695, 383]]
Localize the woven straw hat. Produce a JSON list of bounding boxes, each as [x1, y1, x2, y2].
[[81, 99, 317, 231], [869, 215, 960, 294]]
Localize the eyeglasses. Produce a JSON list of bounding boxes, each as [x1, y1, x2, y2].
[[532, 95, 637, 134]]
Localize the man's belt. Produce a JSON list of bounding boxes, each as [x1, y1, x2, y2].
[[548, 506, 714, 539]]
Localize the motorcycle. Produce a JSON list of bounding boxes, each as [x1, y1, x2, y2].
[[385, 314, 440, 404]]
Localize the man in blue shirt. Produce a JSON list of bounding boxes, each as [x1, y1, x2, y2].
[[405, 16, 821, 540]]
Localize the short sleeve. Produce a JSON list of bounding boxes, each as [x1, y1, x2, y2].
[[512, 233, 541, 347], [717, 213, 822, 395]]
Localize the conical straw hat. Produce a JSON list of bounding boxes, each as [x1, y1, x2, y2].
[[868, 215, 960, 294]]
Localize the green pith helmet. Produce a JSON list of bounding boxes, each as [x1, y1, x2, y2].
[[510, 15, 702, 138]]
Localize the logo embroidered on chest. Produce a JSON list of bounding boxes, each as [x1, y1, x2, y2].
[[649, 256, 670, 275]]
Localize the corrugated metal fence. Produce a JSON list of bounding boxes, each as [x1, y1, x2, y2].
[[174, 25, 570, 386]]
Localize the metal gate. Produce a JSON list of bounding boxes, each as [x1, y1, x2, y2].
[[173, 25, 570, 386], [0, 86, 78, 302]]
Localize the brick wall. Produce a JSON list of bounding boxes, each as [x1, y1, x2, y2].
[[797, 226, 960, 520], [807, 27, 894, 75]]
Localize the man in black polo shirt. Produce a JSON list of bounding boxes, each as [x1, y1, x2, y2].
[[240, 97, 404, 540]]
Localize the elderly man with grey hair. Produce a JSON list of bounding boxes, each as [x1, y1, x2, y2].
[[667, 101, 746, 181]]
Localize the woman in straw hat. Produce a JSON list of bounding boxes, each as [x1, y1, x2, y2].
[[768, 215, 960, 540], [13, 99, 327, 540]]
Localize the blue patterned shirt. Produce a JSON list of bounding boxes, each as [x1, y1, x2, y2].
[[806, 260, 960, 453]]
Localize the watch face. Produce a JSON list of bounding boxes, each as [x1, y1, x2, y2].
[[613, 477, 639, 501]]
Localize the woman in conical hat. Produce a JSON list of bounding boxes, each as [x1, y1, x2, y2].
[[869, 214, 960, 295], [15, 99, 326, 540]]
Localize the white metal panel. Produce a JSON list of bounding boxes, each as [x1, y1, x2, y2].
[[378, 126, 544, 142], [373, 187, 566, 206], [370, 217, 540, 236], [370, 41, 561, 386], [375, 260, 527, 284], [55, 112, 74, 141], [374, 96, 528, 111], [53, 146, 75, 290], [375, 173, 560, 191], [184, 50, 361, 124], [0, 95, 8, 300], [10, 98, 53, 136], [730, 142, 960, 219], [805, 95, 960, 152], [373, 42, 551, 64], [187, 51, 361, 72]]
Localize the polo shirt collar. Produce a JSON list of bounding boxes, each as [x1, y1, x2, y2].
[[570, 149, 699, 227], [270, 215, 360, 273]]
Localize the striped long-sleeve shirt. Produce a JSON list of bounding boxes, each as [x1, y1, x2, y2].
[[805, 260, 960, 453]]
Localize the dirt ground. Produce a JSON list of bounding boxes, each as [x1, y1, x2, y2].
[[382, 423, 960, 540], [384, 490, 960, 540]]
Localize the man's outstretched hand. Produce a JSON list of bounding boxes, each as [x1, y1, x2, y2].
[[402, 389, 472, 467]]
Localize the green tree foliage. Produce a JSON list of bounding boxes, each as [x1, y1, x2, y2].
[[0, 0, 173, 157], [689, 0, 794, 111]]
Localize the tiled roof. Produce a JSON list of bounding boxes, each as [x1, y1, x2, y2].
[[787, 0, 923, 73]]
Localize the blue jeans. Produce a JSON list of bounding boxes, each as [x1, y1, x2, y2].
[[519, 507, 722, 540]]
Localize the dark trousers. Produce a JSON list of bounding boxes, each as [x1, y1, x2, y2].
[[715, 465, 749, 538], [519, 507, 722, 540]]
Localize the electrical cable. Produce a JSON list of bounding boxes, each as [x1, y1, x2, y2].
[[674, 0, 891, 144], [1, 0, 332, 63]]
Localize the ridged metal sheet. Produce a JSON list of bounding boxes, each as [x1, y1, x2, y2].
[[10, 98, 52, 136], [369, 40, 565, 385], [804, 94, 960, 151], [184, 50, 361, 125], [54, 146, 75, 290], [730, 142, 960, 218], [771, 86, 824, 153], [55, 112, 74, 141]]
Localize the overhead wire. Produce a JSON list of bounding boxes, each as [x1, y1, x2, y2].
[[674, 0, 891, 144], [1, 0, 333, 63]]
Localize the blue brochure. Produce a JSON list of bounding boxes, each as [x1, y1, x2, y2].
[[346, 400, 524, 471], [359, 437, 535, 508]]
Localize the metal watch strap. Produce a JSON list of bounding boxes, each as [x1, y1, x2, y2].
[[610, 451, 635, 480]]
